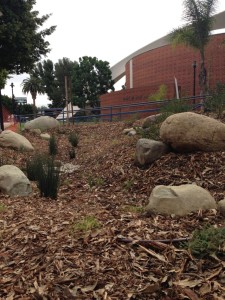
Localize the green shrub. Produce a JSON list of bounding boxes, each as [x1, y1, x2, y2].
[[68, 131, 79, 147], [49, 135, 58, 156], [135, 124, 161, 141], [160, 98, 190, 116], [187, 225, 225, 258], [205, 82, 225, 118], [72, 216, 101, 233], [37, 157, 60, 199], [26, 154, 60, 199], [148, 84, 167, 101], [87, 175, 104, 188]]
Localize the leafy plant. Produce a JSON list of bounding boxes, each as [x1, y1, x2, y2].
[[148, 84, 167, 101], [49, 135, 58, 156], [135, 124, 161, 141], [187, 225, 225, 258], [123, 179, 134, 191], [87, 176, 104, 188], [72, 216, 101, 232], [204, 82, 225, 118], [160, 99, 190, 116], [68, 131, 79, 147]]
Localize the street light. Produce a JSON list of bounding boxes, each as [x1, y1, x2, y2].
[[192, 61, 197, 104], [10, 82, 15, 114]]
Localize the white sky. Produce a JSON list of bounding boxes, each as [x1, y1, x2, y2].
[[2, 0, 225, 107]]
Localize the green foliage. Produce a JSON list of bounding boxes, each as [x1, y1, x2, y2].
[[160, 99, 190, 116], [87, 176, 105, 188], [187, 225, 225, 258], [68, 131, 79, 147], [72, 56, 115, 108], [26, 154, 60, 199], [49, 135, 58, 156], [38, 157, 60, 199], [123, 179, 134, 191], [135, 124, 161, 141], [0, 203, 7, 212], [148, 84, 167, 101], [122, 205, 145, 214], [68, 148, 76, 159], [0, 69, 8, 89], [0, 0, 56, 74], [205, 82, 225, 118], [170, 0, 218, 93], [72, 216, 101, 233]]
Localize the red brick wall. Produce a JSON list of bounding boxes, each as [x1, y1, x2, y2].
[[100, 33, 225, 113]]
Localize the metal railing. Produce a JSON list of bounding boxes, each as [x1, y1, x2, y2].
[[14, 95, 207, 126]]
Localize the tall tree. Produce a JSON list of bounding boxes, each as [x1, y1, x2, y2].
[[21, 76, 45, 116], [0, 69, 9, 130], [72, 56, 114, 109], [170, 0, 218, 94], [0, 0, 56, 74], [33, 58, 77, 108]]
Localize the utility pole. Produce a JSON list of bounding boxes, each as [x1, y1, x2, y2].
[[65, 75, 69, 123]]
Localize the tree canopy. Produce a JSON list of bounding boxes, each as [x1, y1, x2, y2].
[[72, 56, 114, 108], [0, 0, 56, 74]]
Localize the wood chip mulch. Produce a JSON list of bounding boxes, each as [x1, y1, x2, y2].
[[0, 120, 225, 299]]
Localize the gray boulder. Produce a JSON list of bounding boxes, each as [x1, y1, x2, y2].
[[160, 112, 225, 152], [142, 114, 161, 128], [40, 133, 51, 140], [146, 184, 216, 216], [218, 199, 225, 216], [0, 130, 34, 151], [136, 138, 169, 165], [24, 116, 60, 132], [0, 165, 32, 196]]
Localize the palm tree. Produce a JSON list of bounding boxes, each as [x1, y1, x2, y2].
[[170, 0, 218, 94], [22, 76, 45, 117]]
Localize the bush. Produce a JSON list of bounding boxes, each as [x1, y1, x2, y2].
[[49, 135, 58, 156], [68, 131, 79, 147], [38, 157, 60, 199], [204, 82, 225, 118], [160, 98, 190, 116], [26, 154, 60, 199], [187, 225, 225, 258]]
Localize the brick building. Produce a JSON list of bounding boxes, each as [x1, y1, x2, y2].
[[100, 10, 225, 117]]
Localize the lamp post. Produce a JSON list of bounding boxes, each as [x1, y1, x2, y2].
[[192, 61, 197, 104], [10, 82, 15, 114]]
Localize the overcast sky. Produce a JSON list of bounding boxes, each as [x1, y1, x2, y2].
[[2, 0, 225, 107]]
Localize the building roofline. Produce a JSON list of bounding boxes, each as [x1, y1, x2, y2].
[[111, 10, 225, 83]]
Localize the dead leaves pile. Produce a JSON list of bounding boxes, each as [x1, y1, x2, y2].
[[0, 121, 225, 299]]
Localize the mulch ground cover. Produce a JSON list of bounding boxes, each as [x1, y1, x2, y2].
[[0, 120, 225, 299]]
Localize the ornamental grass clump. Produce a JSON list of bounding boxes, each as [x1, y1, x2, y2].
[[26, 154, 60, 200], [68, 131, 79, 147], [49, 134, 58, 156]]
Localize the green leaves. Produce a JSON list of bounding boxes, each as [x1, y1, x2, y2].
[[0, 0, 56, 73]]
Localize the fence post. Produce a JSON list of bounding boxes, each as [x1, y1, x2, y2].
[[110, 106, 112, 122]]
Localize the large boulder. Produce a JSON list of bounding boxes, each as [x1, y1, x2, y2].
[[24, 116, 60, 132], [160, 112, 225, 152], [146, 184, 216, 216], [0, 165, 32, 196], [142, 114, 161, 128], [0, 130, 34, 151], [136, 138, 169, 165]]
